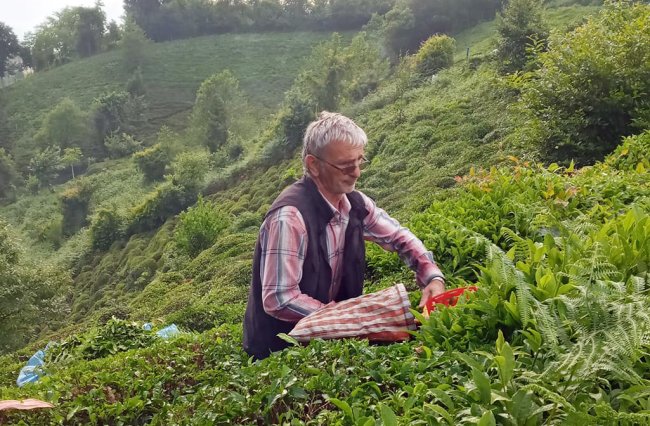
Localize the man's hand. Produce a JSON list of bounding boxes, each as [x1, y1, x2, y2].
[[418, 277, 445, 308]]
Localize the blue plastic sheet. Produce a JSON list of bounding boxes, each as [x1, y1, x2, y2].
[[16, 348, 46, 387], [156, 324, 180, 339]]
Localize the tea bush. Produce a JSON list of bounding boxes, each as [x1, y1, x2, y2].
[[5, 4, 650, 425]]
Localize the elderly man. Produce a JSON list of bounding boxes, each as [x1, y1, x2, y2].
[[243, 111, 446, 360]]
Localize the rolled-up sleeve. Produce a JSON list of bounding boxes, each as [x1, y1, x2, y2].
[[361, 193, 444, 288], [260, 206, 326, 321]]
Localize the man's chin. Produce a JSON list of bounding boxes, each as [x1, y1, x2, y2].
[[343, 182, 357, 193]]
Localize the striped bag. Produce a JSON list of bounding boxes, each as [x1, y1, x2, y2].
[[288, 283, 416, 343]]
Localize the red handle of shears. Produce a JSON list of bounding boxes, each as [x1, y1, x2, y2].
[[424, 286, 478, 313]]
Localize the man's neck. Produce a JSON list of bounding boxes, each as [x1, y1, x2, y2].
[[309, 175, 344, 207]]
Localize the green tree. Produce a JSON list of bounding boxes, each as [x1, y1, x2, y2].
[[190, 70, 243, 152], [365, 0, 415, 61], [74, 5, 106, 57], [35, 98, 89, 151], [0, 22, 21, 76], [62, 147, 83, 179], [25, 6, 99, 70], [92, 91, 146, 151], [124, 0, 164, 40], [28, 146, 64, 187], [104, 132, 142, 159], [339, 32, 390, 103], [104, 20, 121, 50], [520, 1, 650, 165], [496, 0, 548, 74], [119, 19, 151, 71], [59, 178, 92, 235]]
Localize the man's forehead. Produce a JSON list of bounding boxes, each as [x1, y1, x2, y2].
[[325, 139, 365, 155]]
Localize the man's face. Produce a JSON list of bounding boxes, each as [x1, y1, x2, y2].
[[315, 139, 365, 196]]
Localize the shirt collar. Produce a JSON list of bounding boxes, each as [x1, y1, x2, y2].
[[317, 189, 352, 218]]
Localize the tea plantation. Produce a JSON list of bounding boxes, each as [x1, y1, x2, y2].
[[1, 1, 649, 424]]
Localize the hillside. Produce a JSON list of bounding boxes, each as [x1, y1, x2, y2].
[[0, 31, 341, 147], [2, 2, 650, 424]]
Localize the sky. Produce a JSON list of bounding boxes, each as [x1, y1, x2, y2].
[[1, 0, 124, 40]]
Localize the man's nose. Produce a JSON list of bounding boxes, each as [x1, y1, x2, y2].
[[350, 164, 362, 179]]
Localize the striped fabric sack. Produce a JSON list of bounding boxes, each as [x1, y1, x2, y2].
[[288, 283, 416, 343]]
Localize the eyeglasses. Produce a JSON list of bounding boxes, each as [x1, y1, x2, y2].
[[311, 154, 368, 175]]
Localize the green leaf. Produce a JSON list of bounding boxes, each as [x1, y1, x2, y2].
[[356, 417, 375, 426], [431, 387, 455, 410], [511, 389, 535, 422], [410, 308, 427, 325], [496, 330, 505, 353], [478, 410, 496, 426], [495, 341, 515, 388], [277, 333, 300, 347], [472, 367, 492, 404], [425, 403, 454, 425], [379, 403, 398, 426], [329, 398, 353, 419]]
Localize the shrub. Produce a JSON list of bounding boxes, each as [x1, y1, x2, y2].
[[133, 143, 170, 182], [46, 318, 157, 362], [169, 150, 211, 193], [0, 220, 70, 354], [605, 130, 650, 171], [25, 175, 40, 194], [174, 196, 230, 258], [414, 34, 455, 76], [104, 132, 142, 159], [231, 211, 263, 232], [60, 179, 92, 236], [90, 208, 125, 251]]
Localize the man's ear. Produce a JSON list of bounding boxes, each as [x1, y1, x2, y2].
[[306, 155, 320, 177]]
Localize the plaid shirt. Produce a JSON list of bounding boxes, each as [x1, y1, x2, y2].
[[259, 190, 443, 322]]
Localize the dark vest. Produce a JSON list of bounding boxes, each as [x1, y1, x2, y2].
[[242, 176, 369, 359]]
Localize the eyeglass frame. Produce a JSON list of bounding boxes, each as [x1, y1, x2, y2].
[[309, 153, 368, 175]]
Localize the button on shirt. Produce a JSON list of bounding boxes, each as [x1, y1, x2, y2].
[[259, 190, 443, 322]]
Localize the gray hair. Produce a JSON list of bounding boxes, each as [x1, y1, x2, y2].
[[301, 111, 367, 175]]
